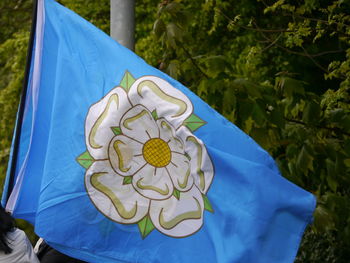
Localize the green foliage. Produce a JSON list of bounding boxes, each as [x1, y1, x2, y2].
[[0, 0, 34, 243], [59, 0, 110, 33], [0, 0, 32, 42], [1, 0, 349, 260], [135, 0, 350, 260]]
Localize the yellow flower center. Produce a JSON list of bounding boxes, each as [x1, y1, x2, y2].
[[143, 138, 171, 167]]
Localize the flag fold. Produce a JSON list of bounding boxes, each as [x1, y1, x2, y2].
[[2, 0, 315, 262]]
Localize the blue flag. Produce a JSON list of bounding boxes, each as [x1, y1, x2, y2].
[[2, 0, 316, 262]]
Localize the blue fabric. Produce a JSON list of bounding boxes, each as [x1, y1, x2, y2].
[[2, 0, 316, 262], [1, 42, 36, 217]]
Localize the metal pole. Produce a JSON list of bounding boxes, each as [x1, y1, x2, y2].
[[110, 0, 135, 51]]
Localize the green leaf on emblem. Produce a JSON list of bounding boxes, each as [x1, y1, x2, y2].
[[120, 71, 135, 92], [183, 113, 206, 132], [138, 215, 155, 239], [173, 189, 181, 200], [111, 126, 122, 135], [202, 194, 214, 213], [76, 151, 94, 169], [123, 176, 133, 185], [151, 109, 158, 120]]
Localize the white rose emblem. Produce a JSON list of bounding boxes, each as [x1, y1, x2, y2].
[[78, 72, 214, 238]]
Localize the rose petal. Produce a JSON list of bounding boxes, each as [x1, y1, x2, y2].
[[149, 186, 204, 237], [157, 118, 185, 154], [85, 160, 149, 223], [177, 127, 214, 194], [120, 105, 159, 143], [128, 76, 193, 129], [166, 152, 193, 192], [85, 87, 131, 159], [132, 165, 174, 200], [108, 135, 146, 176]]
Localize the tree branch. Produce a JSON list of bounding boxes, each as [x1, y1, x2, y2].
[[218, 9, 345, 60], [285, 118, 350, 136], [253, 22, 332, 74], [179, 43, 209, 79], [300, 45, 329, 73], [217, 9, 295, 33], [260, 33, 283, 52], [293, 14, 350, 28]]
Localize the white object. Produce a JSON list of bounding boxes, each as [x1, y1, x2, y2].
[[0, 229, 40, 263]]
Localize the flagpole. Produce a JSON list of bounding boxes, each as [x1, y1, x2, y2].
[[110, 0, 135, 50], [5, 0, 39, 203]]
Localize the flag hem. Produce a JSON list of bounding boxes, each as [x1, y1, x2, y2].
[[5, 0, 45, 213]]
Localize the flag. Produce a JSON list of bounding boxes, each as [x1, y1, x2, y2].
[[2, 0, 316, 262]]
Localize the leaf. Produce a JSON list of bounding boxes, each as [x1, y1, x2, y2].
[[330, 110, 350, 132], [344, 140, 350, 156], [166, 22, 183, 42], [164, 2, 182, 15], [138, 215, 155, 239], [344, 159, 350, 168], [123, 176, 132, 185], [340, 115, 350, 132], [203, 194, 214, 213], [76, 151, 94, 169], [326, 158, 335, 176], [111, 126, 122, 135], [313, 205, 335, 232], [153, 19, 166, 39], [167, 60, 179, 78], [120, 71, 135, 92], [277, 76, 305, 97], [251, 103, 266, 126], [223, 88, 236, 113], [286, 144, 298, 159], [183, 113, 206, 132], [197, 79, 209, 97], [250, 127, 271, 149], [302, 100, 321, 125], [296, 146, 314, 172], [269, 107, 285, 128], [327, 174, 338, 192], [205, 56, 228, 78], [233, 79, 262, 98], [329, 109, 345, 123], [238, 98, 254, 123], [173, 189, 181, 200], [244, 117, 255, 134], [151, 109, 158, 120]]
